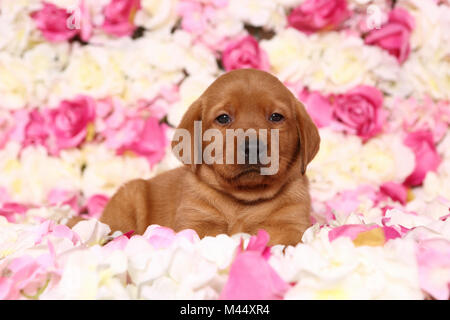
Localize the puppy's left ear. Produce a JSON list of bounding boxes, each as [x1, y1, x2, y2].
[[293, 98, 320, 175], [171, 97, 203, 171]]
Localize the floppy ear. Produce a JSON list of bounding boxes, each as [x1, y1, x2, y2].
[[171, 98, 203, 171], [294, 98, 320, 175]]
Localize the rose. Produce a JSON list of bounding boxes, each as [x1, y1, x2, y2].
[[85, 194, 110, 219], [403, 130, 441, 187], [287, 0, 351, 34], [221, 35, 270, 71], [300, 90, 334, 128], [102, 0, 141, 37], [23, 109, 49, 148], [117, 117, 168, 167], [46, 95, 96, 154], [31, 2, 79, 42], [31, 1, 92, 42], [46, 189, 80, 213], [365, 8, 414, 64], [332, 85, 385, 141], [0, 203, 28, 223], [177, 0, 209, 34]]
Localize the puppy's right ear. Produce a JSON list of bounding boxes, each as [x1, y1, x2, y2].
[[171, 98, 203, 171]]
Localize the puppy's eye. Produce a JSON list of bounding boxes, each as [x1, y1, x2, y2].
[[269, 113, 284, 122], [216, 114, 232, 125]]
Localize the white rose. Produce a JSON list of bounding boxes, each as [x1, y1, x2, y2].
[[44, 246, 130, 299], [135, 0, 179, 31], [277, 235, 422, 299], [80, 144, 155, 198], [0, 144, 82, 204], [167, 73, 216, 127], [52, 45, 125, 102], [0, 11, 36, 55], [260, 28, 313, 84], [227, 0, 277, 27], [0, 53, 34, 110], [358, 133, 416, 184], [173, 31, 219, 76]]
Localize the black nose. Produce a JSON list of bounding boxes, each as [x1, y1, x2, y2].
[[243, 139, 266, 164]]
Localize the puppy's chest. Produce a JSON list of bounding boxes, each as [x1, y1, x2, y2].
[[209, 199, 278, 232]]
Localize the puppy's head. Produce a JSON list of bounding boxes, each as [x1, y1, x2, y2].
[[172, 69, 320, 201]]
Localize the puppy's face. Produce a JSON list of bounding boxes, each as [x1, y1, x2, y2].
[[172, 69, 320, 201]]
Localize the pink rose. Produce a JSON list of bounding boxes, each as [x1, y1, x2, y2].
[[0, 203, 28, 223], [222, 35, 270, 72], [31, 2, 79, 42], [177, 0, 227, 34], [47, 189, 80, 213], [403, 130, 441, 187], [332, 85, 385, 141], [365, 8, 415, 64], [287, 0, 351, 34], [102, 0, 141, 37], [300, 90, 334, 128], [23, 109, 49, 148], [116, 117, 168, 166], [85, 194, 110, 219], [46, 96, 96, 154], [177, 1, 209, 34]]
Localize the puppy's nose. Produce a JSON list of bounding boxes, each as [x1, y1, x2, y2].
[[242, 139, 267, 164]]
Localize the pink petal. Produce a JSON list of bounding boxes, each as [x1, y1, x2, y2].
[[380, 181, 408, 205], [328, 224, 378, 242], [220, 251, 289, 300]]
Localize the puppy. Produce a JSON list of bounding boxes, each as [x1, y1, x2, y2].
[[76, 69, 320, 246]]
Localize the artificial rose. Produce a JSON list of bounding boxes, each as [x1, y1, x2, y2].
[[85, 194, 110, 219], [31, 2, 79, 42], [222, 35, 270, 72], [23, 109, 48, 148], [102, 0, 141, 37], [332, 85, 385, 141], [287, 0, 351, 34], [0, 203, 28, 223], [403, 130, 441, 187], [300, 90, 333, 128], [46, 95, 96, 154], [177, 0, 209, 34], [365, 8, 414, 64], [116, 117, 168, 166], [46, 189, 80, 213]]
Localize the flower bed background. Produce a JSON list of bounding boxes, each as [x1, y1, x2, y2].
[[0, 0, 449, 300]]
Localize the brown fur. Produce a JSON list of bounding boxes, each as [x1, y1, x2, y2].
[[68, 69, 320, 246]]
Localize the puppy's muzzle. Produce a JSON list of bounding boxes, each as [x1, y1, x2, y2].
[[239, 138, 268, 165]]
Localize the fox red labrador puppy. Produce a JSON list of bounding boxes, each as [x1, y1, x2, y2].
[[70, 69, 320, 246]]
